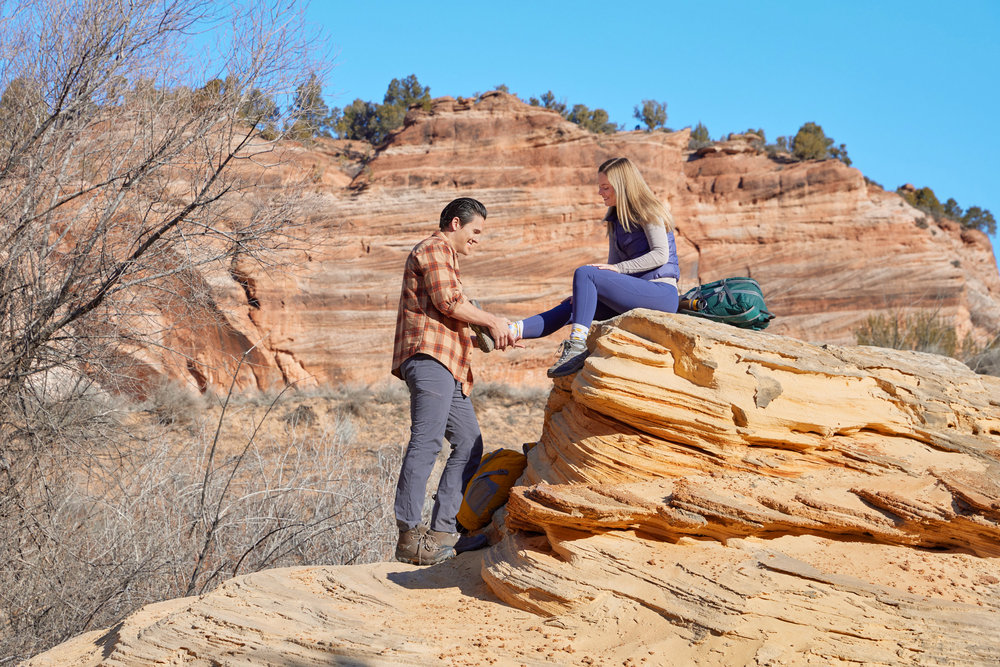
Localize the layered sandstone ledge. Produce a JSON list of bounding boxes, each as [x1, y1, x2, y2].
[[32, 312, 1000, 665], [484, 311, 1000, 663]]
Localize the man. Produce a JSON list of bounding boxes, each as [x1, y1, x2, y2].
[[390, 197, 513, 565]]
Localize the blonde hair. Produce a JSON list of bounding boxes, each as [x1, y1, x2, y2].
[[598, 157, 673, 233]]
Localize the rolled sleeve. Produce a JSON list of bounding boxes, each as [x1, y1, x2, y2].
[[417, 243, 466, 315]]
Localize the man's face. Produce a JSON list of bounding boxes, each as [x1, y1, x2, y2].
[[450, 215, 485, 256]]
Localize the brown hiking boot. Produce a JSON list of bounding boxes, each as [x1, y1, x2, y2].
[[415, 530, 459, 565], [394, 525, 426, 563]]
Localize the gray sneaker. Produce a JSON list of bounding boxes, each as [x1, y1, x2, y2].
[[395, 525, 427, 563], [547, 338, 589, 378], [468, 299, 495, 353]]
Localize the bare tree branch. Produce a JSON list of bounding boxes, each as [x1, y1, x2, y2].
[[0, 1, 357, 659]]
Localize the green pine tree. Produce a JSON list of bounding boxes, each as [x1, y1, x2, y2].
[[538, 90, 566, 114], [791, 122, 851, 165], [287, 73, 332, 141], [239, 88, 280, 139], [333, 74, 431, 145], [792, 122, 833, 160], [688, 121, 711, 150], [566, 103, 618, 133], [633, 99, 667, 131]]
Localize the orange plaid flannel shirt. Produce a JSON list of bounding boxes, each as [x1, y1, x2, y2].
[[391, 232, 474, 395]]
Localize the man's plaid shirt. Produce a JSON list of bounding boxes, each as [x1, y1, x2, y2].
[[391, 232, 474, 395]]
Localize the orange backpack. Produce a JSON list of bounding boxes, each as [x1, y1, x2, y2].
[[457, 448, 528, 531]]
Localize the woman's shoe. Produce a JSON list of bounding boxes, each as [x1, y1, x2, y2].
[[469, 299, 495, 352], [546, 339, 589, 378]]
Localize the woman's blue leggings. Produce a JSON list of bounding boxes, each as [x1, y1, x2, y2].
[[522, 265, 679, 339]]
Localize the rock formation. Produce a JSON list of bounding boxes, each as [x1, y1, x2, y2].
[[124, 92, 999, 393], [485, 311, 1000, 664], [31, 310, 1000, 665]]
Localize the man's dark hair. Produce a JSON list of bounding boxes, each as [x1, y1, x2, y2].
[[439, 197, 487, 230]]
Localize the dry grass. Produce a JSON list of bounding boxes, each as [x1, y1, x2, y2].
[[472, 381, 549, 408], [2, 379, 547, 662], [966, 341, 1000, 377], [854, 310, 963, 358], [854, 309, 998, 376], [2, 400, 397, 661]]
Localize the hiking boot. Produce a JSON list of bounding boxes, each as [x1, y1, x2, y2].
[[394, 525, 427, 564], [547, 338, 589, 378], [468, 299, 495, 353], [415, 529, 459, 565]]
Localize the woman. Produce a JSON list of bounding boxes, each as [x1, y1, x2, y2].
[[510, 157, 680, 377]]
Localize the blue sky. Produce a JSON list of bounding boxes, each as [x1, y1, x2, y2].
[[304, 0, 1000, 270]]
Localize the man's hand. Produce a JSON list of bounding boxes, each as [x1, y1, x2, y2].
[[487, 316, 514, 350], [452, 299, 515, 350]]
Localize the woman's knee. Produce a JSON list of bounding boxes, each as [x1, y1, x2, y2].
[[573, 264, 602, 282]]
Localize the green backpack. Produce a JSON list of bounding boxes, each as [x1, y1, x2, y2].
[[679, 277, 774, 330]]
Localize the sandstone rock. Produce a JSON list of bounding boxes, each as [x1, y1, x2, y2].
[[32, 312, 1000, 665], [28, 559, 599, 666], [484, 311, 1000, 663]]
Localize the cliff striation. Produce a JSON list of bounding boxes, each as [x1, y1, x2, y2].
[[124, 92, 1000, 393], [31, 311, 1000, 665]]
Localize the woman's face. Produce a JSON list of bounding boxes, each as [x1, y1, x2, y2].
[[598, 172, 617, 207]]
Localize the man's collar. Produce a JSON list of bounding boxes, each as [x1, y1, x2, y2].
[[432, 230, 458, 256]]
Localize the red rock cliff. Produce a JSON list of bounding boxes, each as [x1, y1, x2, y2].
[[145, 92, 1000, 392]]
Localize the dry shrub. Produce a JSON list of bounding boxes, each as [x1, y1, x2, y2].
[[142, 378, 208, 425], [0, 410, 399, 662], [471, 381, 548, 408], [283, 403, 318, 426], [0, 1, 351, 659], [854, 310, 999, 376], [373, 382, 409, 405], [855, 310, 963, 358], [965, 336, 1000, 377], [329, 384, 375, 417]]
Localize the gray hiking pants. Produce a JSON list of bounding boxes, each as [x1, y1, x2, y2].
[[394, 354, 483, 533]]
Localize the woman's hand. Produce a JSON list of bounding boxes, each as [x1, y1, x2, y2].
[[588, 263, 620, 272]]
